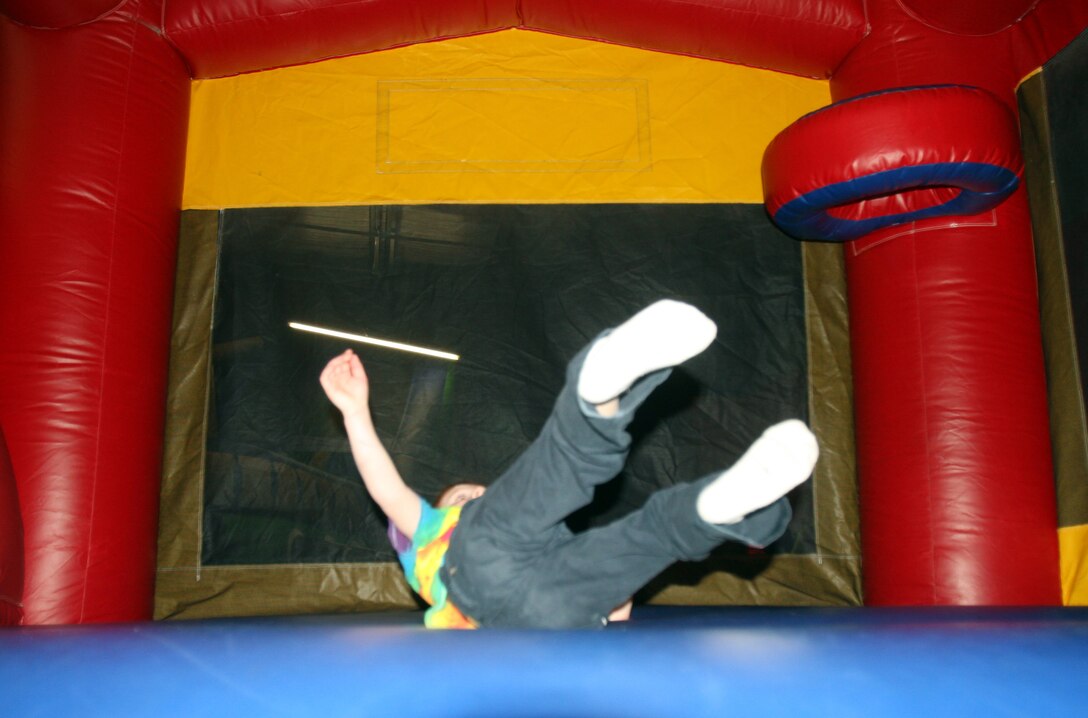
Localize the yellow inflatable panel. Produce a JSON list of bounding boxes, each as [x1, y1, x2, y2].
[[183, 30, 829, 208], [1060, 524, 1088, 605]]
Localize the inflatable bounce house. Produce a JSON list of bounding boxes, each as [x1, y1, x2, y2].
[[3, 0, 1088, 714]]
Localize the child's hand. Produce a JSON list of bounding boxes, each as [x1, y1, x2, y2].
[[320, 349, 371, 417]]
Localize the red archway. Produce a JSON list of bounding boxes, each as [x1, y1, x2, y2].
[[2, 0, 1086, 623]]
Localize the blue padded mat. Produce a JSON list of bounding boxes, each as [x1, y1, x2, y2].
[[3, 606, 1087, 717]]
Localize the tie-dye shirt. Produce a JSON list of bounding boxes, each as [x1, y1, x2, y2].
[[393, 499, 476, 629]]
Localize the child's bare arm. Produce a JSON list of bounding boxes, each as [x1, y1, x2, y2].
[[320, 349, 422, 539], [608, 600, 633, 622]]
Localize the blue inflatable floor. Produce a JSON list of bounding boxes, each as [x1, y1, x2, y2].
[[4, 606, 1087, 717]]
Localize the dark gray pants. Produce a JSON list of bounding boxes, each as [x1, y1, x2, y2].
[[442, 337, 791, 628]]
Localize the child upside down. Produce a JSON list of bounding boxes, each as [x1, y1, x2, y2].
[[320, 300, 818, 628]]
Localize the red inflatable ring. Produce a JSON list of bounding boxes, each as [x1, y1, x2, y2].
[[762, 85, 1023, 242]]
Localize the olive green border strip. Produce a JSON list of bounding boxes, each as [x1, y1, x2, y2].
[[804, 240, 861, 600], [156, 563, 420, 620], [1019, 73, 1088, 528], [155, 210, 218, 587], [1019, 70, 1088, 605], [155, 210, 861, 619]]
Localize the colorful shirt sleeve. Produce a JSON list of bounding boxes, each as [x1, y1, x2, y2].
[[395, 498, 476, 629]]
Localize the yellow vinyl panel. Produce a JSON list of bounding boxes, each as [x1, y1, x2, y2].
[[376, 78, 650, 173], [183, 29, 829, 207], [1060, 524, 1088, 605]]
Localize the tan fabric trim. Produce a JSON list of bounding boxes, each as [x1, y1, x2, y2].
[[156, 210, 218, 584], [1020, 73, 1088, 528], [645, 554, 861, 606], [157, 562, 419, 620], [804, 241, 862, 599], [156, 210, 862, 618]]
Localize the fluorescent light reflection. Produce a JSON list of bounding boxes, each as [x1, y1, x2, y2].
[[289, 322, 460, 361]]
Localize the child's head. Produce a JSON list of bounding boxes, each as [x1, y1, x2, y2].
[[436, 482, 487, 508]]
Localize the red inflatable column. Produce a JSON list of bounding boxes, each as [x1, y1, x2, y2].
[[0, 3, 190, 623], [764, 82, 1060, 605], [848, 190, 1058, 605], [821, 0, 1063, 604]]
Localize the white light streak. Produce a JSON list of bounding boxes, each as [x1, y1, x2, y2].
[[288, 322, 460, 361]]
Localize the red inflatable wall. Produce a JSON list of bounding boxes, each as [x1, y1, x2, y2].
[[1, 0, 1085, 623], [0, 0, 190, 623], [0, 425, 21, 625]]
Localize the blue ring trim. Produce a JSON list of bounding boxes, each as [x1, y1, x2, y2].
[[773, 162, 1019, 242]]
